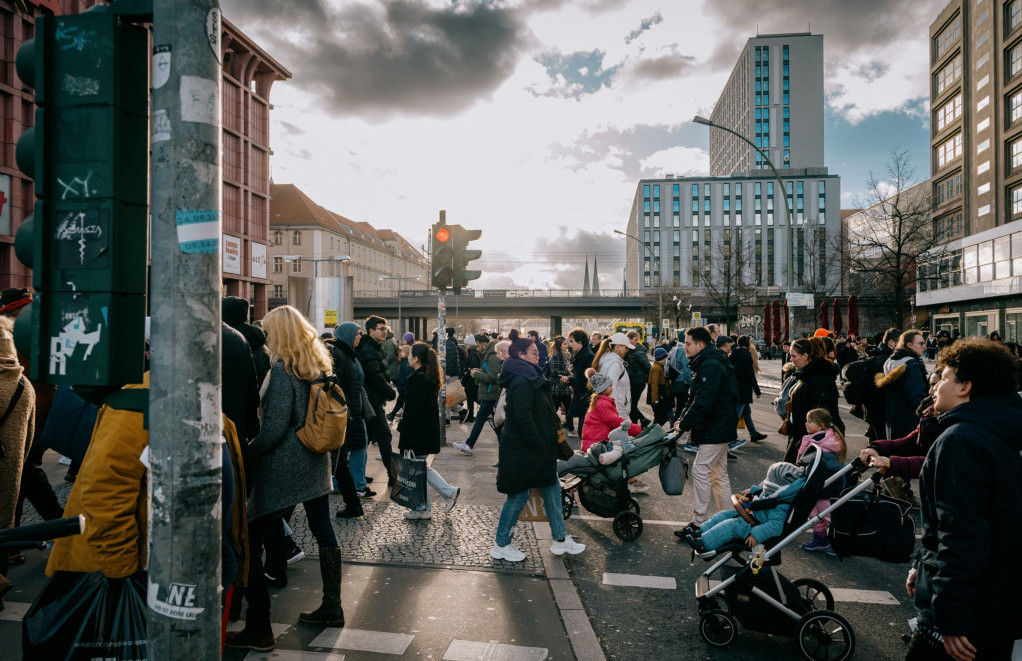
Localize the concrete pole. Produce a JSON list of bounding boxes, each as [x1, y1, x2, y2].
[[437, 290, 447, 446], [149, 1, 223, 658]]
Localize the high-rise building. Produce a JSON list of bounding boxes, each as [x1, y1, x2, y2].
[[916, 1, 1022, 341], [626, 34, 841, 330]]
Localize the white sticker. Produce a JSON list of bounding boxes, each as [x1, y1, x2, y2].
[[175, 209, 219, 254], [148, 579, 205, 620], [153, 45, 171, 89], [197, 381, 221, 444], [152, 109, 171, 143], [206, 9, 222, 63], [179, 75, 217, 125]]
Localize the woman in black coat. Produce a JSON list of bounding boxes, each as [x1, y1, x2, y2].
[[490, 330, 586, 563], [783, 337, 845, 464], [396, 342, 460, 520]]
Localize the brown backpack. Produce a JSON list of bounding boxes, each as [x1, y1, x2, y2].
[[296, 375, 348, 453]]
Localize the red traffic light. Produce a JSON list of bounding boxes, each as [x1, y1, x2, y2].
[[435, 227, 450, 242]]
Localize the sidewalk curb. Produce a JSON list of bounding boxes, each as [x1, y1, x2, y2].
[[535, 522, 607, 661]]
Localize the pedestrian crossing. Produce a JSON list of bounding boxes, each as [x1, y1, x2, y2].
[[239, 632, 548, 660]]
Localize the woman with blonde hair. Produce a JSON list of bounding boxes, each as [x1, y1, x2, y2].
[[227, 306, 344, 652]]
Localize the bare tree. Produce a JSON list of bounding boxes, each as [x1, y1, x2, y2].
[[847, 150, 937, 327], [701, 228, 758, 330]]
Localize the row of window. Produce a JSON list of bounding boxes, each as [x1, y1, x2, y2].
[[935, 173, 963, 207], [919, 230, 1022, 291], [934, 14, 962, 60]]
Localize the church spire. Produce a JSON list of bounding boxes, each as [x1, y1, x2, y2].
[[582, 255, 591, 296], [591, 256, 601, 296]]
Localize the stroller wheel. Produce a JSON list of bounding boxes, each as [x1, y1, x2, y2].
[[613, 511, 643, 541], [627, 498, 641, 515], [561, 492, 575, 520], [698, 609, 737, 647], [796, 610, 855, 661], [792, 578, 835, 612]]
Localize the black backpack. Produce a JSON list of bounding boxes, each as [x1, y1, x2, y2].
[[841, 357, 879, 407]]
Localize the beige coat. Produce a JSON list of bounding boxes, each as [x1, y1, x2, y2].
[[0, 333, 36, 531]]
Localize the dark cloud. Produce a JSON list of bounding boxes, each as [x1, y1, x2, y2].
[[625, 12, 663, 44], [530, 50, 621, 99], [531, 228, 626, 290], [852, 61, 890, 83], [222, 0, 527, 117], [275, 120, 306, 137], [549, 123, 706, 180], [630, 52, 695, 81]]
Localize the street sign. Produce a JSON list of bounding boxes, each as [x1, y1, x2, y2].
[[786, 293, 815, 309], [691, 311, 702, 327]]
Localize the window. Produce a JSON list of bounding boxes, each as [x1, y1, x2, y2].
[[292, 257, 302, 274], [1011, 89, 1022, 124], [935, 94, 962, 131], [273, 231, 282, 246], [1012, 184, 1022, 216], [934, 15, 962, 59], [935, 173, 963, 204], [272, 285, 283, 298], [273, 256, 283, 273], [292, 230, 302, 246], [653, 184, 660, 198], [1008, 0, 1022, 35], [937, 133, 963, 167], [935, 55, 962, 95], [1010, 42, 1022, 80]]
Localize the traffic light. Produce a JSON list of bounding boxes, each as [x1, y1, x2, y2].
[[450, 226, 482, 294], [431, 221, 454, 290], [13, 7, 148, 385]]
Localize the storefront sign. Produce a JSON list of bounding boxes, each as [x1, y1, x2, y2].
[[222, 235, 241, 275], [251, 242, 267, 280], [939, 306, 952, 314]]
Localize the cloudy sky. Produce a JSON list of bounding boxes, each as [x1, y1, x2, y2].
[[221, 0, 944, 291]]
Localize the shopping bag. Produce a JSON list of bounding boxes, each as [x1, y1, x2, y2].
[[517, 489, 548, 522], [737, 416, 746, 430], [22, 570, 148, 661], [445, 379, 467, 408], [658, 449, 688, 496], [389, 451, 428, 511], [828, 483, 915, 563], [493, 390, 507, 426]]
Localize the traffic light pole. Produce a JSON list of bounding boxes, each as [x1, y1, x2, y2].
[[437, 289, 447, 446], [149, 2, 223, 658]]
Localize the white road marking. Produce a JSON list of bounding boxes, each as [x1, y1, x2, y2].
[[602, 573, 677, 589], [444, 640, 548, 661], [228, 620, 291, 638], [0, 601, 29, 621], [571, 514, 690, 526], [310, 628, 414, 655], [830, 588, 900, 605], [246, 652, 344, 661]]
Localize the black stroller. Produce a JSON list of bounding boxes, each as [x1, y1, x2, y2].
[[559, 426, 680, 541], [692, 450, 891, 661]]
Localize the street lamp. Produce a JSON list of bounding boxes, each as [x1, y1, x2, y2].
[[280, 254, 351, 278], [615, 229, 662, 340], [380, 275, 422, 336], [692, 114, 796, 336]]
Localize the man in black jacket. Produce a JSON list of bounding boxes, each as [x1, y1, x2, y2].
[[731, 336, 766, 444], [673, 327, 738, 533], [326, 322, 368, 515], [359, 315, 397, 486], [908, 339, 1022, 661], [565, 328, 593, 435]]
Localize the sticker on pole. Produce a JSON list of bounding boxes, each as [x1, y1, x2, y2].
[[148, 579, 205, 620], [175, 210, 219, 254], [152, 45, 171, 89]]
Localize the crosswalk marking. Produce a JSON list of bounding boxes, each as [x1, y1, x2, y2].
[[444, 640, 548, 661], [228, 620, 292, 638], [602, 573, 677, 589], [830, 588, 900, 605], [310, 628, 414, 655], [571, 514, 690, 526], [246, 652, 344, 661], [0, 601, 29, 621]]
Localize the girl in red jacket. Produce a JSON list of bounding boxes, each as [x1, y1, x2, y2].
[[581, 370, 642, 452]]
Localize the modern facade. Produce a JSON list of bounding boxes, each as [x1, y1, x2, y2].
[[0, 2, 288, 319], [917, 0, 1022, 341], [626, 33, 842, 327]]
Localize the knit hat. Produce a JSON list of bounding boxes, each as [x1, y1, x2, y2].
[[588, 371, 612, 393], [402, 332, 414, 342], [653, 347, 668, 360], [814, 328, 832, 338], [761, 462, 803, 498]]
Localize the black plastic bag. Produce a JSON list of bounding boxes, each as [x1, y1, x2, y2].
[[389, 451, 427, 511], [22, 571, 147, 661], [828, 484, 915, 563], [658, 449, 688, 496]]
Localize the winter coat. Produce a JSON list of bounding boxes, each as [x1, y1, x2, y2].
[[535, 338, 549, 371], [396, 358, 413, 394], [246, 362, 331, 520], [569, 345, 594, 401], [860, 351, 890, 441], [222, 322, 260, 443], [743, 477, 806, 544], [676, 344, 739, 445], [462, 346, 481, 399], [915, 392, 1022, 642], [383, 336, 400, 382], [625, 346, 651, 391], [0, 341, 34, 531], [869, 400, 945, 481], [580, 394, 641, 452], [398, 368, 441, 455], [222, 296, 270, 385], [730, 346, 761, 403], [875, 350, 928, 439], [647, 362, 669, 405], [544, 350, 572, 399], [797, 429, 844, 462], [596, 351, 630, 419], [358, 336, 397, 404], [325, 338, 367, 450], [474, 344, 502, 402], [443, 337, 460, 377], [495, 357, 560, 494], [784, 358, 844, 463]]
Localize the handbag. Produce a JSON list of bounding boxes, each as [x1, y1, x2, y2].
[[658, 448, 687, 495], [389, 450, 428, 511], [556, 428, 574, 460], [361, 387, 377, 422], [445, 379, 467, 408], [493, 390, 507, 426], [828, 482, 916, 563]]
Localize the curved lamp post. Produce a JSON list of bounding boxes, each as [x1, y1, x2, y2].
[[615, 228, 662, 339]]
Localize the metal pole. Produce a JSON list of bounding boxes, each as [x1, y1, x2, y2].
[[149, 1, 223, 658], [437, 290, 447, 446], [397, 290, 402, 336]]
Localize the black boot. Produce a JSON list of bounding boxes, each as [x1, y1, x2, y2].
[[299, 548, 344, 627]]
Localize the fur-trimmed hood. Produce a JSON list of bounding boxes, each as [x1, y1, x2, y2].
[[875, 351, 921, 389]]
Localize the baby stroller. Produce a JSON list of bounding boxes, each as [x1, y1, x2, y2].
[[692, 450, 886, 661], [559, 426, 680, 541]]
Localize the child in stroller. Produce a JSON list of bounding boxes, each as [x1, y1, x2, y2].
[[682, 461, 805, 557]]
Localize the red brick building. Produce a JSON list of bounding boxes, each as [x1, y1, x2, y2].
[[0, 1, 289, 318]]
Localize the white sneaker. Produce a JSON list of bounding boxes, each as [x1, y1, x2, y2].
[[628, 482, 650, 494], [490, 542, 526, 562], [444, 487, 460, 513], [403, 508, 432, 520], [550, 536, 586, 556], [452, 442, 473, 456]]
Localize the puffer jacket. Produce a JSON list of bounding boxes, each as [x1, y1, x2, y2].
[[915, 392, 1022, 643], [325, 337, 367, 450], [398, 368, 441, 455], [784, 358, 844, 464], [495, 357, 560, 494], [580, 394, 641, 452], [676, 345, 738, 445], [596, 351, 630, 419], [474, 343, 501, 402], [625, 346, 651, 390], [875, 349, 928, 439], [358, 336, 396, 404], [222, 296, 270, 385]]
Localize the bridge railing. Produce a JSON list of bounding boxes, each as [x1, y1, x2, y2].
[[355, 289, 635, 299]]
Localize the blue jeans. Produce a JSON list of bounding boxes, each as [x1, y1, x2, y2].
[[348, 447, 368, 490], [735, 402, 760, 436], [495, 482, 566, 546], [465, 399, 497, 448]]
